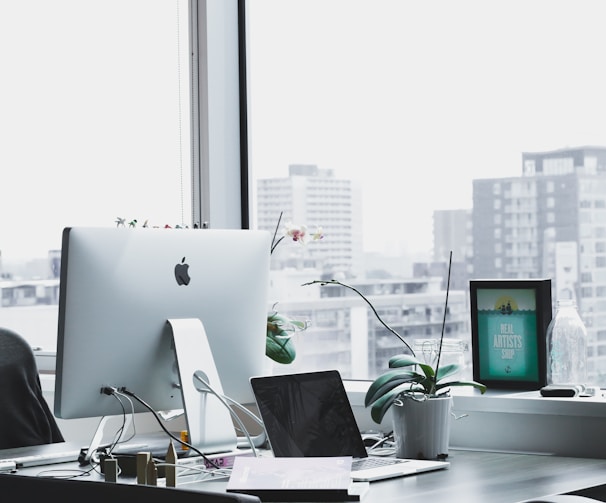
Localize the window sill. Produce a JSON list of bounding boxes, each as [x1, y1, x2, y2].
[[344, 380, 606, 458]]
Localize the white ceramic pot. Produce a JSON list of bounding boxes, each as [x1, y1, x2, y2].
[[391, 394, 452, 460]]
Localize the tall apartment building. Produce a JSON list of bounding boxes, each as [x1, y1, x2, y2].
[[433, 209, 472, 265], [412, 208, 472, 292], [257, 164, 364, 278], [471, 146, 606, 383], [257, 164, 471, 380]]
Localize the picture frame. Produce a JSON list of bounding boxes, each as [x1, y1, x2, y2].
[[469, 279, 552, 390]]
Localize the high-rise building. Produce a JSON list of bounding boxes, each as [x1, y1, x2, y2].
[[414, 208, 472, 291], [257, 164, 364, 278], [472, 145, 606, 383], [433, 209, 472, 265]]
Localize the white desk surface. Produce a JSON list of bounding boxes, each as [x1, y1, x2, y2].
[[12, 449, 606, 503]]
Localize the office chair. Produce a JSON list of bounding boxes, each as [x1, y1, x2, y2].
[[0, 473, 261, 502], [0, 328, 64, 449], [521, 496, 602, 502]]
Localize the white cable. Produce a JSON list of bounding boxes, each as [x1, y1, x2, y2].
[[112, 390, 137, 446], [193, 374, 259, 457], [155, 462, 232, 481], [220, 394, 264, 427], [219, 391, 267, 448]]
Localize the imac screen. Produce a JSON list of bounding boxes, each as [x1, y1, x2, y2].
[[54, 227, 271, 423]]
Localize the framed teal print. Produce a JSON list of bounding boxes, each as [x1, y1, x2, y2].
[[470, 279, 552, 390]]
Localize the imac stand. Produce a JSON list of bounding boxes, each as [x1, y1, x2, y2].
[[79, 414, 134, 465], [166, 318, 238, 454]]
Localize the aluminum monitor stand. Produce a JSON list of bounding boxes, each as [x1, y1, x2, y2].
[[167, 318, 237, 454]]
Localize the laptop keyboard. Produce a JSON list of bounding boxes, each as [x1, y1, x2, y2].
[[352, 457, 407, 470]]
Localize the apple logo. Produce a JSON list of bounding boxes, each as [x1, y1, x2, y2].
[[174, 257, 191, 286]]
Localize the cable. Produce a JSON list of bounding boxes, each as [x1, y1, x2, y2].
[[112, 390, 138, 446], [366, 432, 396, 457], [192, 374, 258, 457], [104, 391, 137, 456], [155, 462, 232, 481], [115, 387, 223, 470], [220, 394, 264, 427], [217, 393, 266, 448], [79, 390, 137, 466]]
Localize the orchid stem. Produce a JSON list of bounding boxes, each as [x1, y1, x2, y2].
[[433, 250, 452, 390], [270, 211, 284, 254], [302, 279, 415, 357]]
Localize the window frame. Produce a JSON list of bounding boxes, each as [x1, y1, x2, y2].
[[189, 0, 250, 230]]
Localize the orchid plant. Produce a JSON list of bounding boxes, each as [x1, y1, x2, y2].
[[266, 211, 323, 364], [303, 259, 486, 424], [270, 212, 324, 253]]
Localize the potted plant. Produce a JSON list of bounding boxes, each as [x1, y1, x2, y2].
[[266, 305, 309, 364], [266, 211, 324, 364], [304, 255, 486, 460]]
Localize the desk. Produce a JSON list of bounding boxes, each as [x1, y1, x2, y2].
[[12, 449, 606, 503]]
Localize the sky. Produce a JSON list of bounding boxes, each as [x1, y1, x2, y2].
[[247, 0, 606, 255], [0, 1, 191, 264], [3, 1, 606, 264]]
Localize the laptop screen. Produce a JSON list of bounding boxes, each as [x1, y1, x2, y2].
[[250, 370, 368, 458]]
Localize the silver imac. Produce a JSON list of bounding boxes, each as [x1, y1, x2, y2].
[[55, 227, 271, 453]]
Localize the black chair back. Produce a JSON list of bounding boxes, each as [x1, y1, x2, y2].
[[0, 473, 260, 502]]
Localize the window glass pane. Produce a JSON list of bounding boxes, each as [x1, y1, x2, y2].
[[247, 0, 606, 384], [0, 1, 191, 350]]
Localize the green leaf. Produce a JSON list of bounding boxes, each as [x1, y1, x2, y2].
[[268, 312, 308, 332], [388, 354, 422, 367], [389, 353, 435, 379], [364, 370, 422, 406], [435, 363, 460, 381], [436, 379, 487, 394], [369, 384, 423, 424], [265, 332, 296, 364], [289, 319, 308, 330]]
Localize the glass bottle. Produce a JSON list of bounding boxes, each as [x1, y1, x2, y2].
[[413, 338, 468, 377], [546, 299, 588, 385]]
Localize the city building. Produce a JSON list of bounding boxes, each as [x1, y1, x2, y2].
[[257, 164, 364, 279], [472, 145, 606, 383], [267, 275, 471, 381], [257, 165, 470, 380], [433, 209, 472, 266]]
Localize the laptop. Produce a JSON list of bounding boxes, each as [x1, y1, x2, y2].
[[0, 432, 190, 470], [0, 441, 82, 470], [250, 370, 449, 482]]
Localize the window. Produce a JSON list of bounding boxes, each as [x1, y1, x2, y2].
[[4, 1, 606, 387], [0, 1, 192, 349], [246, 0, 606, 384]]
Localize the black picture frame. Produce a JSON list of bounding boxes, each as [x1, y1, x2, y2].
[[470, 279, 552, 390]]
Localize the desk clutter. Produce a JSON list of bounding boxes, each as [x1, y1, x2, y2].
[[97, 440, 254, 486], [97, 443, 369, 501]]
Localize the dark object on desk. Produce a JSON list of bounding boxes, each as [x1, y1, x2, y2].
[[568, 483, 606, 501], [0, 472, 261, 502], [0, 328, 64, 449], [520, 496, 603, 502], [540, 384, 584, 397]]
